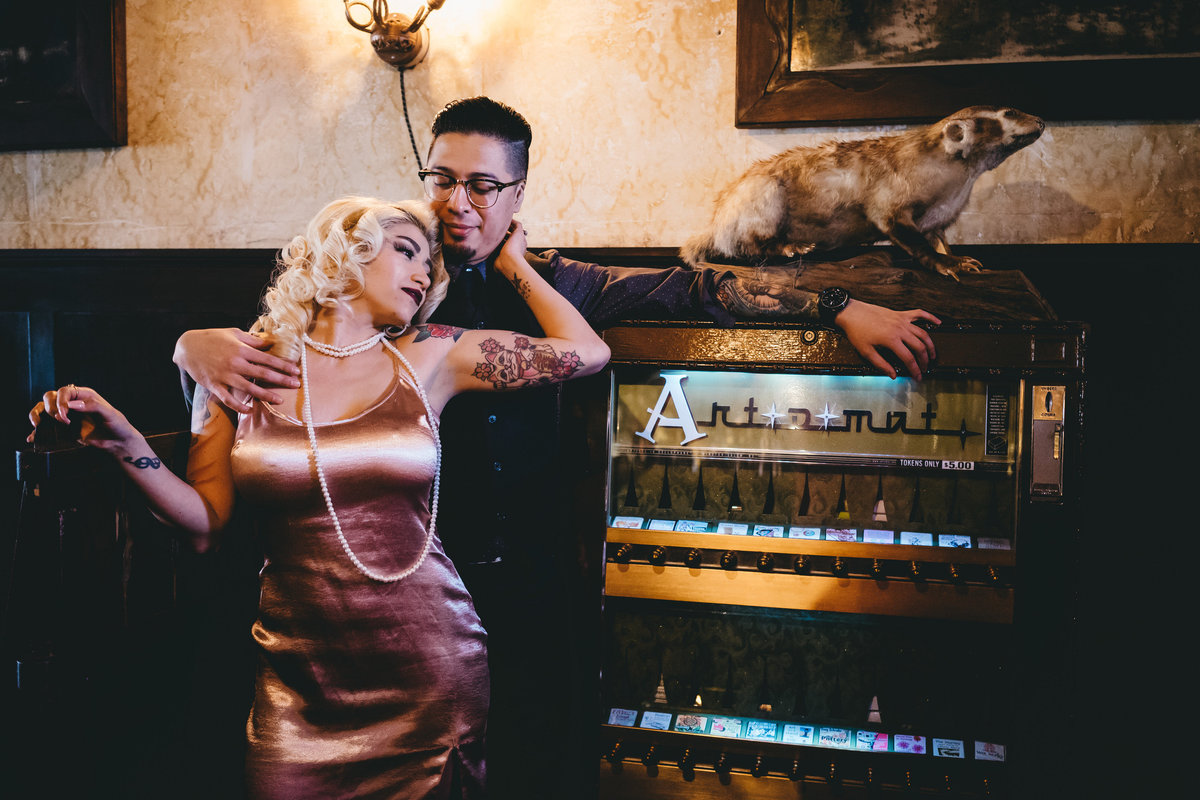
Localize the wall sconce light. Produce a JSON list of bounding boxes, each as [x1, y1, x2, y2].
[[344, 1, 447, 71]]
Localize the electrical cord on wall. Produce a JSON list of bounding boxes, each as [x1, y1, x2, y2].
[[399, 70, 424, 171]]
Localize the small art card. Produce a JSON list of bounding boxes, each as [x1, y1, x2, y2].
[[932, 738, 965, 758], [607, 708, 638, 727], [611, 516, 644, 529], [788, 527, 821, 539], [639, 711, 672, 731], [675, 520, 710, 532], [782, 724, 815, 745], [938, 534, 972, 549], [673, 714, 708, 734], [856, 730, 890, 751], [976, 537, 1012, 550], [818, 727, 852, 748], [715, 522, 749, 536], [824, 528, 857, 542], [894, 734, 926, 754], [899, 531, 934, 546], [974, 741, 1006, 762], [648, 519, 676, 531], [863, 529, 895, 544], [753, 524, 785, 537], [709, 717, 742, 738], [745, 720, 778, 741]]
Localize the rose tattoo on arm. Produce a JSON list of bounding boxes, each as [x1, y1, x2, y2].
[[472, 336, 583, 389], [412, 324, 465, 343]]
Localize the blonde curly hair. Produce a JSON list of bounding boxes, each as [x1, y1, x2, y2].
[[252, 196, 447, 360]]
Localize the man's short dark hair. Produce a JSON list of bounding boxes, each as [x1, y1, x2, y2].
[[430, 96, 532, 178]]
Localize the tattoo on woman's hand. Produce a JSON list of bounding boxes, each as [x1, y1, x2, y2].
[[124, 456, 162, 470]]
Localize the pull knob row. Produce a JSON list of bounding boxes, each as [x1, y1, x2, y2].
[[611, 745, 990, 794], [613, 544, 1004, 584]]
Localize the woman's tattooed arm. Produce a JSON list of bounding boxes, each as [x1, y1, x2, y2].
[[470, 335, 583, 390]]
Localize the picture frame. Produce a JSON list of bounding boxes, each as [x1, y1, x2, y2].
[[1, 0, 127, 152], [735, 0, 1200, 127]]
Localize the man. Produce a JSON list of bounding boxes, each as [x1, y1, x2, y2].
[[174, 97, 940, 798]]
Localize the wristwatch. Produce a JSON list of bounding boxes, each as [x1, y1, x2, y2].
[[817, 287, 851, 327]]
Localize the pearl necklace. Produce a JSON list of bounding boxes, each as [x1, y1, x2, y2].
[[300, 330, 439, 583], [303, 330, 387, 357]]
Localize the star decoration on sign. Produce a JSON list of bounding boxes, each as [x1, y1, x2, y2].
[[815, 403, 840, 430], [761, 402, 787, 429]]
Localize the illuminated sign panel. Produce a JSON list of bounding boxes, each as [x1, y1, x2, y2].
[[615, 371, 1017, 467]]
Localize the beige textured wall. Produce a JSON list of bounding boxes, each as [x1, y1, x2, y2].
[[1, 0, 1196, 250]]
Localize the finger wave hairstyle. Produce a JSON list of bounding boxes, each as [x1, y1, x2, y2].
[[253, 196, 448, 360]]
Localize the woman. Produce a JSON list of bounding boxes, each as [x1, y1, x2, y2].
[[31, 196, 610, 799]]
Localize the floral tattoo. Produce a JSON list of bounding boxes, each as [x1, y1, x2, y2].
[[472, 336, 583, 389], [412, 323, 464, 343]]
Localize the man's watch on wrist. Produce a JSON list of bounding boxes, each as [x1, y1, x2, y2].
[[817, 287, 851, 327]]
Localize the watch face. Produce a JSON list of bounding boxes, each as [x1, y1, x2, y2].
[[821, 287, 849, 310]]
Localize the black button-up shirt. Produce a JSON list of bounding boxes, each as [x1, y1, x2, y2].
[[428, 250, 731, 568]]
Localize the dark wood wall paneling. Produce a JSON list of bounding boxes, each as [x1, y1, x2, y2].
[[1, 243, 1194, 798], [2, 242, 1190, 442], [1, 249, 277, 445]]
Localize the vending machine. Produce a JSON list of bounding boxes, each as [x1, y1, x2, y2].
[[595, 319, 1085, 799]]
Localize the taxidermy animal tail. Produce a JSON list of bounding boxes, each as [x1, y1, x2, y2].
[[679, 232, 713, 267], [680, 172, 790, 267]]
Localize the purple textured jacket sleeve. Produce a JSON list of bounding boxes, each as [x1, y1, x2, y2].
[[531, 249, 737, 329]]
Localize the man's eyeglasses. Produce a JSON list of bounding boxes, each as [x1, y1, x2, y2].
[[418, 170, 524, 209]]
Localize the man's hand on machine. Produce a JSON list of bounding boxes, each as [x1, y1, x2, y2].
[[173, 328, 300, 413]]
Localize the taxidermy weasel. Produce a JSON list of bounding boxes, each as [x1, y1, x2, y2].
[[681, 106, 1044, 279]]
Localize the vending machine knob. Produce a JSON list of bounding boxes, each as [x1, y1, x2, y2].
[[648, 546, 668, 566], [606, 740, 623, 763], [943, 774, 953, 793], [714, 752, 731, 775], [909, 560, 924, 581], [788, 757, 803, 781], [679, 748, 695, 779], [641, 744, 659, 766], [948, 563, 964, 583], [613, 544, 634, 564], [720, 551, 739, 570], [986, 565, 1002, 584], [793, 554, 811, 574], [831, 557, 848, 577], [684, 548, 703, 568], [752, 755, 766, 777], [827, 761, 840, 786], [757, 552, 775, 572], [870, 558, 885, 579]]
